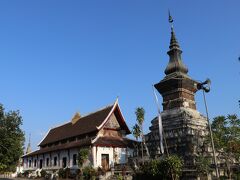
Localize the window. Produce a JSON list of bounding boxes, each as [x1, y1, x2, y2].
[[54, 157, 57, 166], [34, 159, 37, 167], [69, 137, 76, 142], [73, 154, 77, 166], [29, 160, 32, 167], [46, 158, 49, 167], [61, 140, 67, 144]]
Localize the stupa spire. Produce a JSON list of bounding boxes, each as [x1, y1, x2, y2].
[[26, 133, 32, 154], [164, 11, 188, 75]]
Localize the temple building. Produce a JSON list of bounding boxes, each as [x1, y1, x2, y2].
[[22, 99, 134, 172], [145, 19, 209, 175]]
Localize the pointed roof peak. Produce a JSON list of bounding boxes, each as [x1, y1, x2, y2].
[[169, 27, 180, 49], [168, 10, 180, 50], [164, 11, 188, 75], [26, 133, 32, 154]]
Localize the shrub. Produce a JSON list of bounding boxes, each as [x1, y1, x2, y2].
[[134, 155, 183, 180], [65, 167, 70, 178], [17, 172, 24, 178], [83, 166, 97, 180], [23, 170, 30, 177], [45, 173, 52, 180], [137, 160, 161, 180], [116, 174, 123, 180], [58, 168, 66, 178], [78, 148, 89, 168], [232, 171, 240, 180], [40, 169, 47, 178], [160, 155, 183, 179]]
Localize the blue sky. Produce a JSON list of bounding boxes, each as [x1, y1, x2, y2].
[[0, 0, 239, 150]]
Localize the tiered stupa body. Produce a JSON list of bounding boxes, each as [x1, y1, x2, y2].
[[146, 27, 209, 169]]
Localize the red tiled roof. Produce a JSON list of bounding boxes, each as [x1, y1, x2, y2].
[[39, 105, 113, 146], [23, 138, 92, 157], [93, 137, 136, 148]]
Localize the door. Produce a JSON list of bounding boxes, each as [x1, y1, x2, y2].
[[62, 157, 67, 168], [39, 159, 43, 169], [101, 154, 109, 171]]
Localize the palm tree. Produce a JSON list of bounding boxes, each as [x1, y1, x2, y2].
[[132, 124, 141, 157], [135, 107, 150, 161], [132, 124, 141, 140]]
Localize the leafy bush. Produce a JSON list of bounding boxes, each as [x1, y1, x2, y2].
[[40, 169, 47, 178], [45, 173, 52, 180], [195, 155, 212, 176], [160, 155, 183, 179], [23, 170, 30, 177], [116, 174, 123, 180], [134, 155, 183, 180], [78, 148, 89, 168], [58, 168, 66, 178], [232, 172, 240, 180], [65, 167, 70, 178], [83, 166, 97, 180], [137, 160, 161, 180], [17, 173, 22, 178]]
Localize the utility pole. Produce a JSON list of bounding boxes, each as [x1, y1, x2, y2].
[[197, 79, 220, 179]]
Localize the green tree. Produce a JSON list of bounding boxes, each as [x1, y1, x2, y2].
[[0, 104, 24, 173], [132, 124, 141, 141], [132, 124, 141, 157], [195, 155, 212, 179], [160, 155, 183, 180], [78, 148, 89, 168], [135, 107, 149, 161], [77, 148, 89, 180], [210, 114, 240, 178]]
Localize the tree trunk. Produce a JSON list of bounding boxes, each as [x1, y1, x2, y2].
[[136, 144, 139, 157], [141, 126, 150, 157], [225, 156, 232, 179], [141, 141, 144, 163]]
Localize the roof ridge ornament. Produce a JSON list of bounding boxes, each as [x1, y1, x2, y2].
[[71, 112, 81, 124]]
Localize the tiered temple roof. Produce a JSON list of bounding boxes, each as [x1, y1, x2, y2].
[[23, 100, 132, 157]]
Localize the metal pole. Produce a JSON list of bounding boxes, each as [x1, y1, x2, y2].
[[202, 90, 220, 178]]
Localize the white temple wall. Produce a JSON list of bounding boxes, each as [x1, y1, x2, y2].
[[93, 146, 129, 168], [59, 150, 69, 168], [95, 146, 114, 168], [51, 152, 60, 169], [23, 146, 133, 171], [44, 153, 50, 168], [69, 148, 79, 168]]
